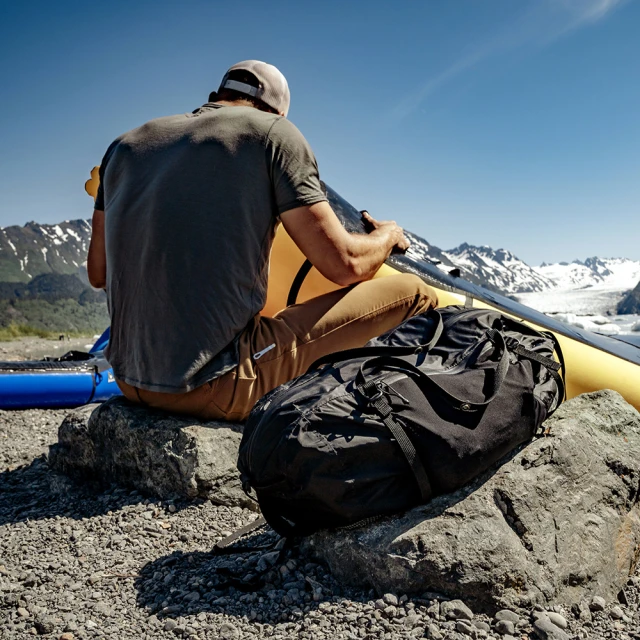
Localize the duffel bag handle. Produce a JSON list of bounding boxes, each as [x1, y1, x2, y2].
[[307, 310, 444, 372], [357, 329, 509, 413]]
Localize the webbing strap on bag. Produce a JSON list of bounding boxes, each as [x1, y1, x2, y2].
[[213, 516, 269, 555], [356, 329, 509, 413], [308, 311, 444, 373], [358, 380, 432, 501], [505, 333, 566, 410]]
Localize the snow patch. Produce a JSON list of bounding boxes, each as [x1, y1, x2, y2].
[[551, 313, 620, 335], [535, 258, 640, 291]]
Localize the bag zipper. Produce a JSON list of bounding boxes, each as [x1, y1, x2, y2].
[[253, 343, 276, 360]]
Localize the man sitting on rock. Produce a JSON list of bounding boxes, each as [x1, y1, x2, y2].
[[87, 60, 438, 422]]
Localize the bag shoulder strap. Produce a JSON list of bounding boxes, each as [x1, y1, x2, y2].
[[308, 311, 444, 372], [213, 516, 269, 555], [358, 379, 433, 502], [356, 329, 509, 413]]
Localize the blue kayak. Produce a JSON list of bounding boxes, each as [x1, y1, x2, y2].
[[0, 327, 122, 409]]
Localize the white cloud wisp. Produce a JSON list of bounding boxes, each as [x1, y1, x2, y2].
[[392, 0, 627, 119]]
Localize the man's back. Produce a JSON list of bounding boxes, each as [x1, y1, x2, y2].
[[88, 59, 433, 423], [99, 104, 325, 393]]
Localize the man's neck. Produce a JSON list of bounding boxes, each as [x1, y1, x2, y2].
[[213, 99, 257, 109]]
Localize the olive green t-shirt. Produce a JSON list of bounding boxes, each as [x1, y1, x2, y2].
[[96, 103, 327, 393]]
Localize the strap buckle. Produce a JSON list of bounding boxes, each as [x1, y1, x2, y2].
[[357, 380, 384, 403]]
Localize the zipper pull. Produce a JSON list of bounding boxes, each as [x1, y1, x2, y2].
[[253, 343, 276, 360]]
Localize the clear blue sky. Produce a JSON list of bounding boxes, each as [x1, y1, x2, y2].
[[0, 0, 638, 265]]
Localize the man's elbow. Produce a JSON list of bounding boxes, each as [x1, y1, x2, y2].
[[323, 258, 366, 287], [87, 269, 106, 290]]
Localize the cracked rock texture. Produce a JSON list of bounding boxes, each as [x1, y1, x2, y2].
[[48, 397, 253, 509], [305, 390, 640, 612]]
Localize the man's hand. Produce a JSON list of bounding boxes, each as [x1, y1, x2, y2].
[[361, 211, 410, 253]]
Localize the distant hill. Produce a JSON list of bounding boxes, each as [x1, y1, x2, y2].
[[0, 219, 107, 334], [0, 216, 638, 333], [0, 219, 91, 283], [442, 243, 555, 293], [536, 257, 640, 291]]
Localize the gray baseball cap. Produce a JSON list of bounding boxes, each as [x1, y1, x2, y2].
[[219, 60, 290, 117]]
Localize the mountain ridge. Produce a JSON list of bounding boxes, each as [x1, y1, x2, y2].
[[0, 219, 638, 327]]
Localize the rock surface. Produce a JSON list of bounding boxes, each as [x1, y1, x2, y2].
[[3, 386, 640, 638], [618, 280, 640, 314], [305, 390, 640, 612], [48, 397, 253, 509]]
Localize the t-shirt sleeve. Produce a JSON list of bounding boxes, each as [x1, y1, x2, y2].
[[94, 139, 119, 211], [266, 118, 328, 216]]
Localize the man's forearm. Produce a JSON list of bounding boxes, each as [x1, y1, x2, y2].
[[88, 209, 107, 289], [280, 202, 408, 287]]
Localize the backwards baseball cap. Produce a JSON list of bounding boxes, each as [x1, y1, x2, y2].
[[218, 60, 290, 117]]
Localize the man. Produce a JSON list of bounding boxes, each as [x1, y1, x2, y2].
[[88, 60, 438, 422]]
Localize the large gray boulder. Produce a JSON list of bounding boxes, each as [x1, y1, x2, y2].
[[304, 390, 640, 612], [48, 396, 253, 509]]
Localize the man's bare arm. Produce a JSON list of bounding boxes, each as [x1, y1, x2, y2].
[[280, 201, 409, 287], [87, 209, 107, 289]]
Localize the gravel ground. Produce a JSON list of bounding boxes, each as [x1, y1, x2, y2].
[[0, 337, 98, 363], [1, 406, 640, 639]]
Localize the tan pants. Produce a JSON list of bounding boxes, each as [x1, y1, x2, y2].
[[117, 274, 438, 422]]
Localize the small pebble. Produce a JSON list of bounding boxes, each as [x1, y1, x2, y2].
[[383, 605, 396, 618], [441, 599, 474, 621], [609, 605, 624, 620], [382, 593, 399, 606], [219, 622, 239, 640], [495, 609, 520, 624], [546, 611, 568, 629], [426, 623, 444, 639], [496, 619, 515, 635], [456, 619, 476, 636], [34, 617, 56, 635], [532, 615, 570, 640]]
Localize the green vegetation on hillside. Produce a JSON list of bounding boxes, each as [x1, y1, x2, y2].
[[0, 323, 57, 341], [0, 273, 110, 335], [0, 299, 109, 334]]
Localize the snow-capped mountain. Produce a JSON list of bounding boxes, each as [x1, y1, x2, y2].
[[0, 219, 91, 283], [0, 216, 638, 318], [442, 243, 555, 294], [536, 257, 640, 291]]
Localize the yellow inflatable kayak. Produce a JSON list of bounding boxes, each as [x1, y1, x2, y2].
[[86, 170, 640, 411]]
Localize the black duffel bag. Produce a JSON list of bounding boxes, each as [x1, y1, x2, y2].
[[237, 305, 565, 536]]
